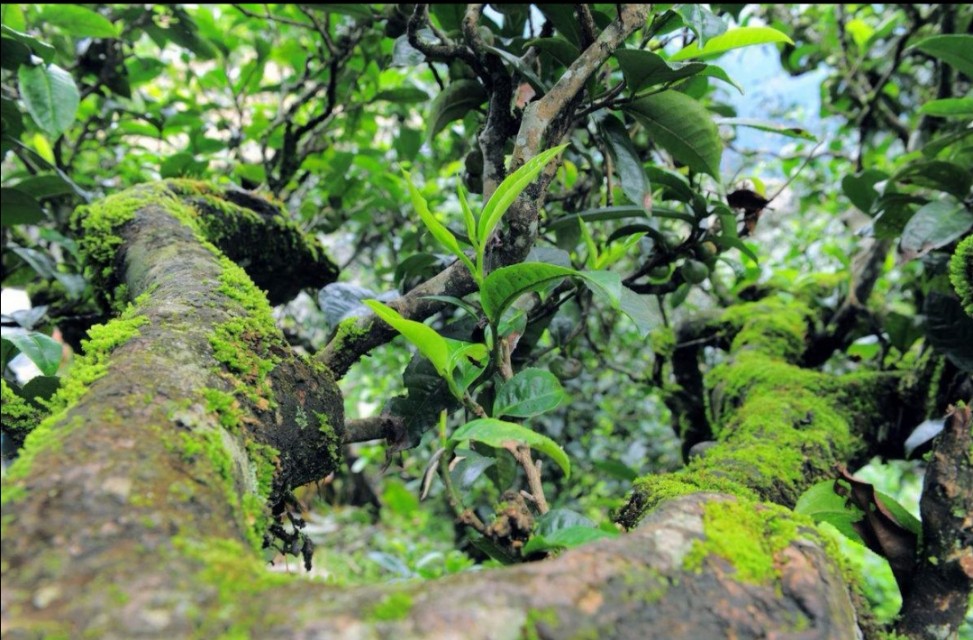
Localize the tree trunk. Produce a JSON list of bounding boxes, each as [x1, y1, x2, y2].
[[2, 183, 892, 639]]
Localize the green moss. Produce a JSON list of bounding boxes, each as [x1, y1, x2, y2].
[[3, 302, 148, 483], [523, 608, 559, 640], [203, 388, 243, 431], [329, 316, 369, 352], [174, 535, 291, 638], [314, 410, 340, 463], [949, 235, 973, 317], [721, 298, 811, 361], [1, 379, 44, 438], [366, 591, 414, 621], [683, 499, 800, 584]]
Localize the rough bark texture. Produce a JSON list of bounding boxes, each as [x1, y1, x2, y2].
[[0, 184, 871, 639]]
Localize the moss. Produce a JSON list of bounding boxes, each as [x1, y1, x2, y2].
[[174, 535, 291, 638], [203, 388, 243, 431], [721, 297, 812, 361], [366, 591, 414, 621], [314, 410, 340, 463], [1, 379, 45, 439], [2, 302, 148, 483], [683, 499, 800, 584], [329, 316, 369, 353], [523, 607, 559, 640], [949, 234, 973, 317]]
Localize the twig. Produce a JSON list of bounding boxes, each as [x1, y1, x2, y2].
[[505, 443, 549, 514]]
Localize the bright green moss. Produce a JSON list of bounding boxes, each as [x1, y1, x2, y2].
[[1, 379, 44, 437], [329, 316, 369, 352], [523, 608, 559, 640], [367, 591, 414, 621], [683, 499, 800, 584], [721, 298, 811, 361], [3, 303, 149, 483], [950, 235, 973, 317], [203, 388, 243, 431]]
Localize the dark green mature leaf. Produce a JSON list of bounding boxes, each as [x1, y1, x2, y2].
[[873, 193, 927, 238], [1, 25, 55, 63], [892, 160, 972, 200], [842, 169, 888, 215], [600, 115, 649, 209], [450, 418, 571, 478], [10, 174, 74, 200], [537, 5, 583, 48], [524, 37, 580, 68], [5, 332, 62, 376], [716, 117, 817, 141], [494, 368, 570, 418], [427, 79, 487, 140], [18, 63, 79, 138], [899, 201, 973, 261], [522, 526, 617, 554], [670, 26, 793, 61], [618, 286, 654, 337], [615, 49, 707, 92], [386, 357, 460, 450], [484, 45, 548, 92], [0, 188, 44, 225], [913, 34, 973, 80], [449, 448, 497, 489], [38, 5, 118, 38], [21, 375, 60, 403], [924, 292, 973, 372], [374, 87, 430, 103], [1, 37, 31, 70], [624, 91, 722, 178]]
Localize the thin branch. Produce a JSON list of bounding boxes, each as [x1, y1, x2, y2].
[[505, 443, 549, 514]]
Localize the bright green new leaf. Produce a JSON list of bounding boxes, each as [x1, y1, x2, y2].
[[715, 118, 817, 141], [795, 480, 865, 544], [403, 172, 476, 277], [624, 92, 722, 178], [5, 331, 62, 376], [480, 262, 577, 323], [456, 182, 478, 250], [918, 97, 973, 118], [38, 5, 118, 38], [18, 63, 79, 138], [477, 144, 569, 245], [670, 26, 794, 61], [364, 300, 451, 377], [450, 418, 570, 478], [493, 368, 570, 418]]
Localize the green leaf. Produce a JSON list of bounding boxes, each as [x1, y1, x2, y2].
[[795, 480, 865, 544], [373, 87, 430, 103], [5, 331, 62, 376], [0, 188, 44, 225], [403, 172, 476, 277], [670, 26, 794, 61], [918, 97, 973, 118], [624, 91, 722, 178], [615, 49, 707, 92], [457, 182, 478, 250], [484, 45, 548, 93], [306, 5, 373, 19], [892, 160, 972, 200], [1, 36, 31, 70], [600, 115, 650, 209], [899, 201, 973, 261], [18, 63, 79, 138], [21, 375, 60, 403], [522, 525, 617, 555], [715, 117, 817, 141], [478, 144, 568, 244], [10, 174, 74, 200], [523, 37, 580, 68], [364, 300, 451, 377], [493, 368, 569, 418], [924, 292, 973, 372], [427, 79, 487, 140], [481, 262, 577, 323], [450, 418, 570, 478], [618, 286, 654, 337], [841, 169, 889, 215], [674, 5, 727, 46], [1, 25, 55, 63], [913, 34, 973, 80], [38, 5, 118, 38]]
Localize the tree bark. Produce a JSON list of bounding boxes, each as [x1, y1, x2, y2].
[[2, 184, 897, 639]]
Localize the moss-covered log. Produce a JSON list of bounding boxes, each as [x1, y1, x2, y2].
[[1, 186, 878, 639]]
